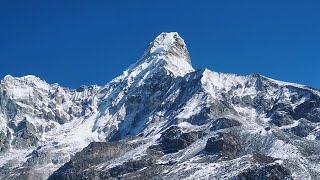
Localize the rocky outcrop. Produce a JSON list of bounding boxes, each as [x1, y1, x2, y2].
[[204, 133, 240, 159], [235, 164, 293, 180], [12, 118, 38, 149], [286, 120, 315, 137], [0, 129, 11, 153], [149, 126, 206, 154], [48, 140, 146, 179], [210, 118, 242, 131]]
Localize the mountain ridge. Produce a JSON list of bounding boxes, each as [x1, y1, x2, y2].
[[1, 32, 320, 180]]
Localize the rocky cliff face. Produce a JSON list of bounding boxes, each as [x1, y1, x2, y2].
[[1, 32, 320, 180]]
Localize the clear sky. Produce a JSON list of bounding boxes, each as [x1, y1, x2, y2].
[[0, 1, 319, 89]]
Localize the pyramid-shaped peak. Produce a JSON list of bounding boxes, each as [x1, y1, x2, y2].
[[148, 32, 191, 65], [152, 32, 181, 47], [123, 32, 194, 79]]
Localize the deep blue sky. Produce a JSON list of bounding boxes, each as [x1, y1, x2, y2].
[[1, 1, 319, 88]]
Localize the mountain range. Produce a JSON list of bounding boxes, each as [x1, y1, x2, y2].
[[1, 32, 320, 180]]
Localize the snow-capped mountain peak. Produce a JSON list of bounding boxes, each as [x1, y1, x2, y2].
[[2, 32, 320, 180], [1, 74, 50, 100], [149, 32, 178, 54], [121, 32, 194, 80], [148, 32, 191, 63]]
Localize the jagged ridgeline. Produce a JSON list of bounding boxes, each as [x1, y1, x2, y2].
[[0, 32, 320, 180]]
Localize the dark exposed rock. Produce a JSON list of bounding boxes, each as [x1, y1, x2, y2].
[[50, 156, 161, 180], [14, 118, 37, 137], [242, 95, 253, 106], [12, 118, 38, 148], [119, 164, 166, 180], [232, 95, 253, 106], [210, 118, 241, 131], [24, 148, 52, 167], [5, 98, 18, 120], [204, 133, 240, 159], [149, 126, 206, 154], [266, 90, 320, 125], [48, 140, 147, 180], [268, 103, 295, 116], [269, 112, 294, 127], [186, 106, 211, 125], [287, 121, 315, 137], [11, 167, 49, 180], [55, 157, 156, 180], [253, 95, 274, 114], [252, 153, 278, 164], [0, 129, 11, 153], [234, 164, 293, 180], [292, 94, 320, 122], [109, 158, 154, 178]]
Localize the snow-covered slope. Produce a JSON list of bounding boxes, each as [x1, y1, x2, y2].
[[1, 32, 320, 180]]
